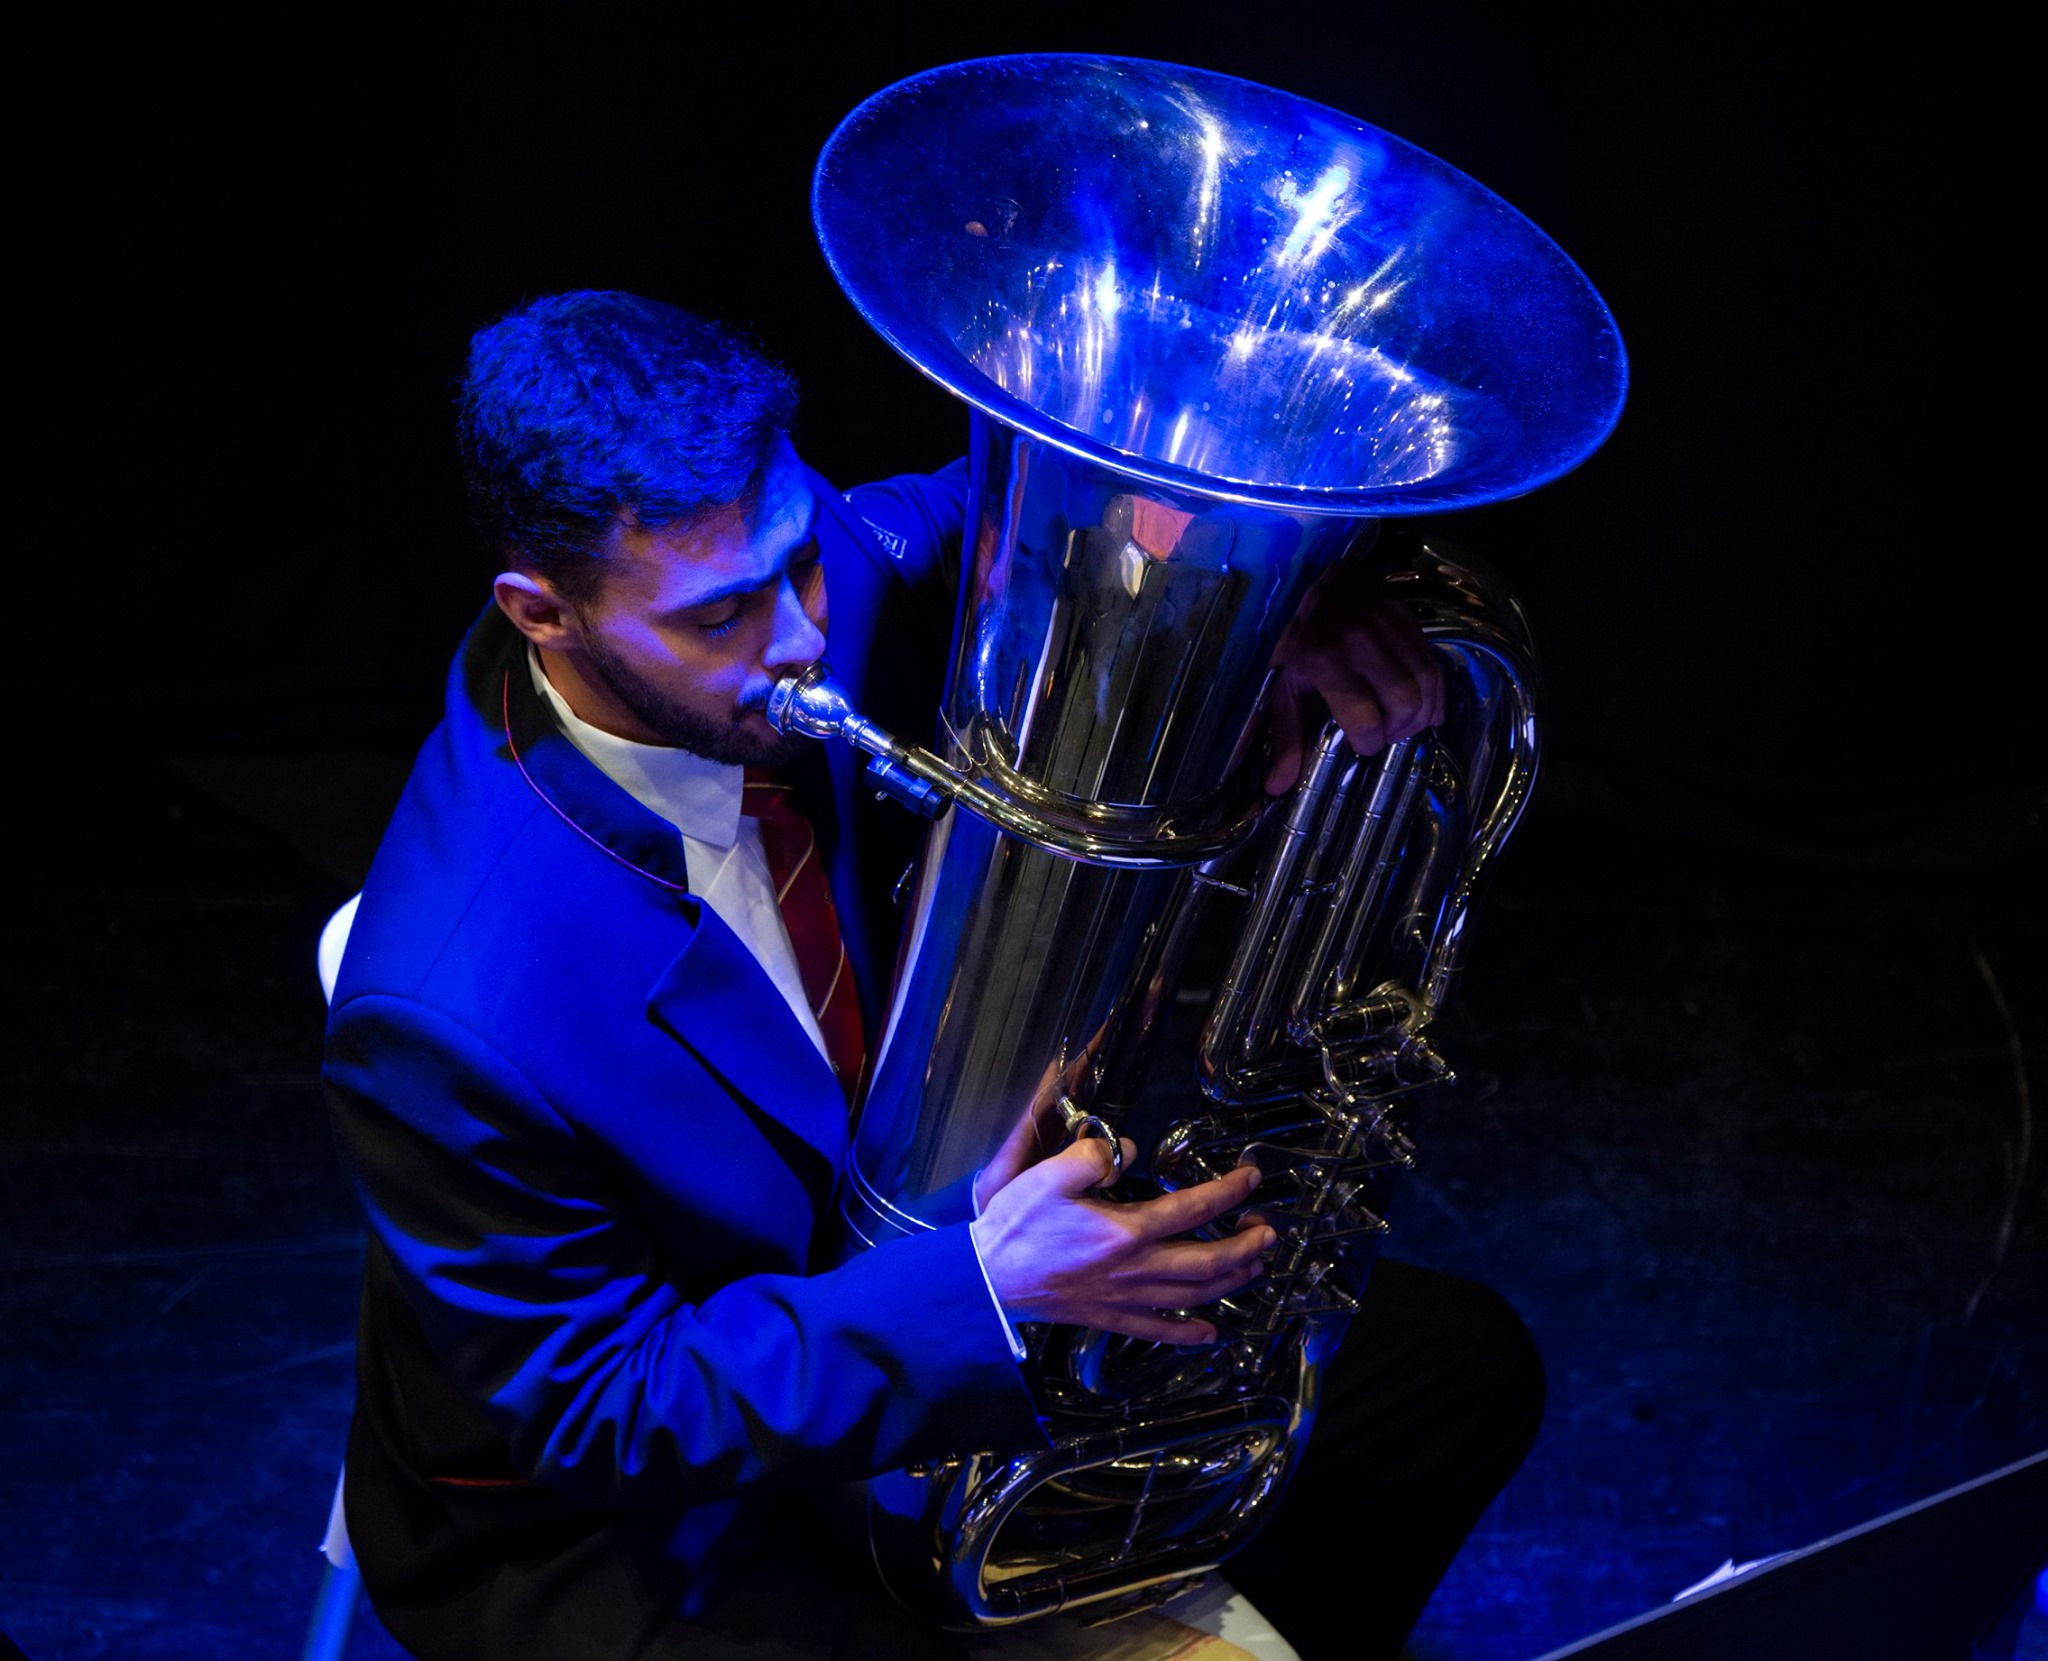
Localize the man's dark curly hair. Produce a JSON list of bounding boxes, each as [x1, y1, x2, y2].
[[458, 291, 801, 602]]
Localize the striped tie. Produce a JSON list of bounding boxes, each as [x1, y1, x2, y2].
[[739, 769, 866, 1102]]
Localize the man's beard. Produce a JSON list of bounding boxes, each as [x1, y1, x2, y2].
[[580, 630, 808, 769]]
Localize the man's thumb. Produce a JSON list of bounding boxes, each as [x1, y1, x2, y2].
[[1045, 1134, 1127, 1195]]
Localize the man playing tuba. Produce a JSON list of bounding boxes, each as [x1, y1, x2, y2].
[[323, 289, 1543, 1661]]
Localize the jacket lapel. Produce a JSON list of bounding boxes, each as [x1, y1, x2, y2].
[[468, 607, 696, 892], [645, 907, 850, 1172]]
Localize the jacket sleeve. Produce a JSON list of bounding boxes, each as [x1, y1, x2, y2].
[[842, 456, 970, 605], [325, 991, 1044, 1510]]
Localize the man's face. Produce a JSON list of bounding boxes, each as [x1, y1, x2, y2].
[[564, 441, 827, 767]]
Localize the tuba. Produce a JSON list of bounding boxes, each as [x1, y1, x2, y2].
[[770, 54, 1625, 1627]]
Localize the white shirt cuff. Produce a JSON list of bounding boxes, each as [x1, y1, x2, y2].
[[969, 1172, 1028, 1364]]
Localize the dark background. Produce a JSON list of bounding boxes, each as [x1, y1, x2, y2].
[[19, 1, 2038, 865], [6, 5, 2042, 1658]]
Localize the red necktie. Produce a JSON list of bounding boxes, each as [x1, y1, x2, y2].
[[740, 770, 867, 1103]]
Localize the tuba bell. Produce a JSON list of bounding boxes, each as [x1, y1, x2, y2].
[[771, 54, 1625, 1627]]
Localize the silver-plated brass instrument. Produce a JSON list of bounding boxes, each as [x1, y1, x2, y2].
[[774, 54, 1625, 1627]]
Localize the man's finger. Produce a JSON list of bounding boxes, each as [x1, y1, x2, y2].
[[1039, 1134, 1125, 1197], [1324, 680, 1390, 758], [1363, 596, 1445, 728], [1264, 672, 1308, 796], [1134, 1163, 1260, 1237], [1135, 1227, 1276, 1284], [1340, 621, 1429, 740], [1286, 627, 1406, 755], [1093, 1310, 1221, 1345], [1388, 615, 1446, 730], [1116, 1257, 1267, 1306], [1171, 1265, 1267, 1305], [1363, 608, 1441, 737]]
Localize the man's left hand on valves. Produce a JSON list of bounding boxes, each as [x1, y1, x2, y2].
[[1264, 552, 1447, 794]]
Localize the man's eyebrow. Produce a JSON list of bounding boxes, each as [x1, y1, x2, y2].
[[667, 493, 821, 613]]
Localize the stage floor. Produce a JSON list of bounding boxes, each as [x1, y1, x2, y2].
[[1, 753, 2040, 1659]]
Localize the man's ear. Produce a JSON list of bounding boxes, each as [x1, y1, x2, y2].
[[493, 570, 582, 650]]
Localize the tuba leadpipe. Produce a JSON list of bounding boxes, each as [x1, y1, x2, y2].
[[774, 53, 1624, 1627]]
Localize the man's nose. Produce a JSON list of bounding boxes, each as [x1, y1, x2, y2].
[[764, 573, 826, 675]]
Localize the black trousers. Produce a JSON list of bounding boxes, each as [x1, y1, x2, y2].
[[1223, 1258, 1546, 1660]]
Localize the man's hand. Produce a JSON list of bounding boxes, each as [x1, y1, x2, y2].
[[970, 1139, 1271, 1345], [1265, 557, 1447, 794]]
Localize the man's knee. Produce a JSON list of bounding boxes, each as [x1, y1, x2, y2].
[[1327, 1261, 1546, 1478], [1453, 1279, 1546, 1467]]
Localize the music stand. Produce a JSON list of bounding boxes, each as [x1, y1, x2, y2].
[[1532, 1449, 2047, 1661]]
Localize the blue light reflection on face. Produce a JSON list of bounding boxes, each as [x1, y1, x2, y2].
[[813, 54, 1626, 517]]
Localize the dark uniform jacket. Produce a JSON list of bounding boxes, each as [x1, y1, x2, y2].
[[323, 460, 1042, 1660]]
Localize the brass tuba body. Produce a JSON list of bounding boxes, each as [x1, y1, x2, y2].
[[771, 54, 1625, 1627]]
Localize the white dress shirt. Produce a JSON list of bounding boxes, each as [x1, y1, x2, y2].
[[529, 651, 1026, 1361]]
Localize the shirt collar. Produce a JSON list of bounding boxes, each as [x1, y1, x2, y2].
[[527, 649, 744, 849]]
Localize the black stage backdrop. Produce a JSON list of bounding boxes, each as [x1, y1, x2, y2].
[[19, 2, 2037, 869]]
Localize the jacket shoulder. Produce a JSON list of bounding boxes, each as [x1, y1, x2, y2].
[[332, 609, 688, 1014]]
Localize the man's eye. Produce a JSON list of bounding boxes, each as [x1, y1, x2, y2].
[[690, 599, 747, 638]]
